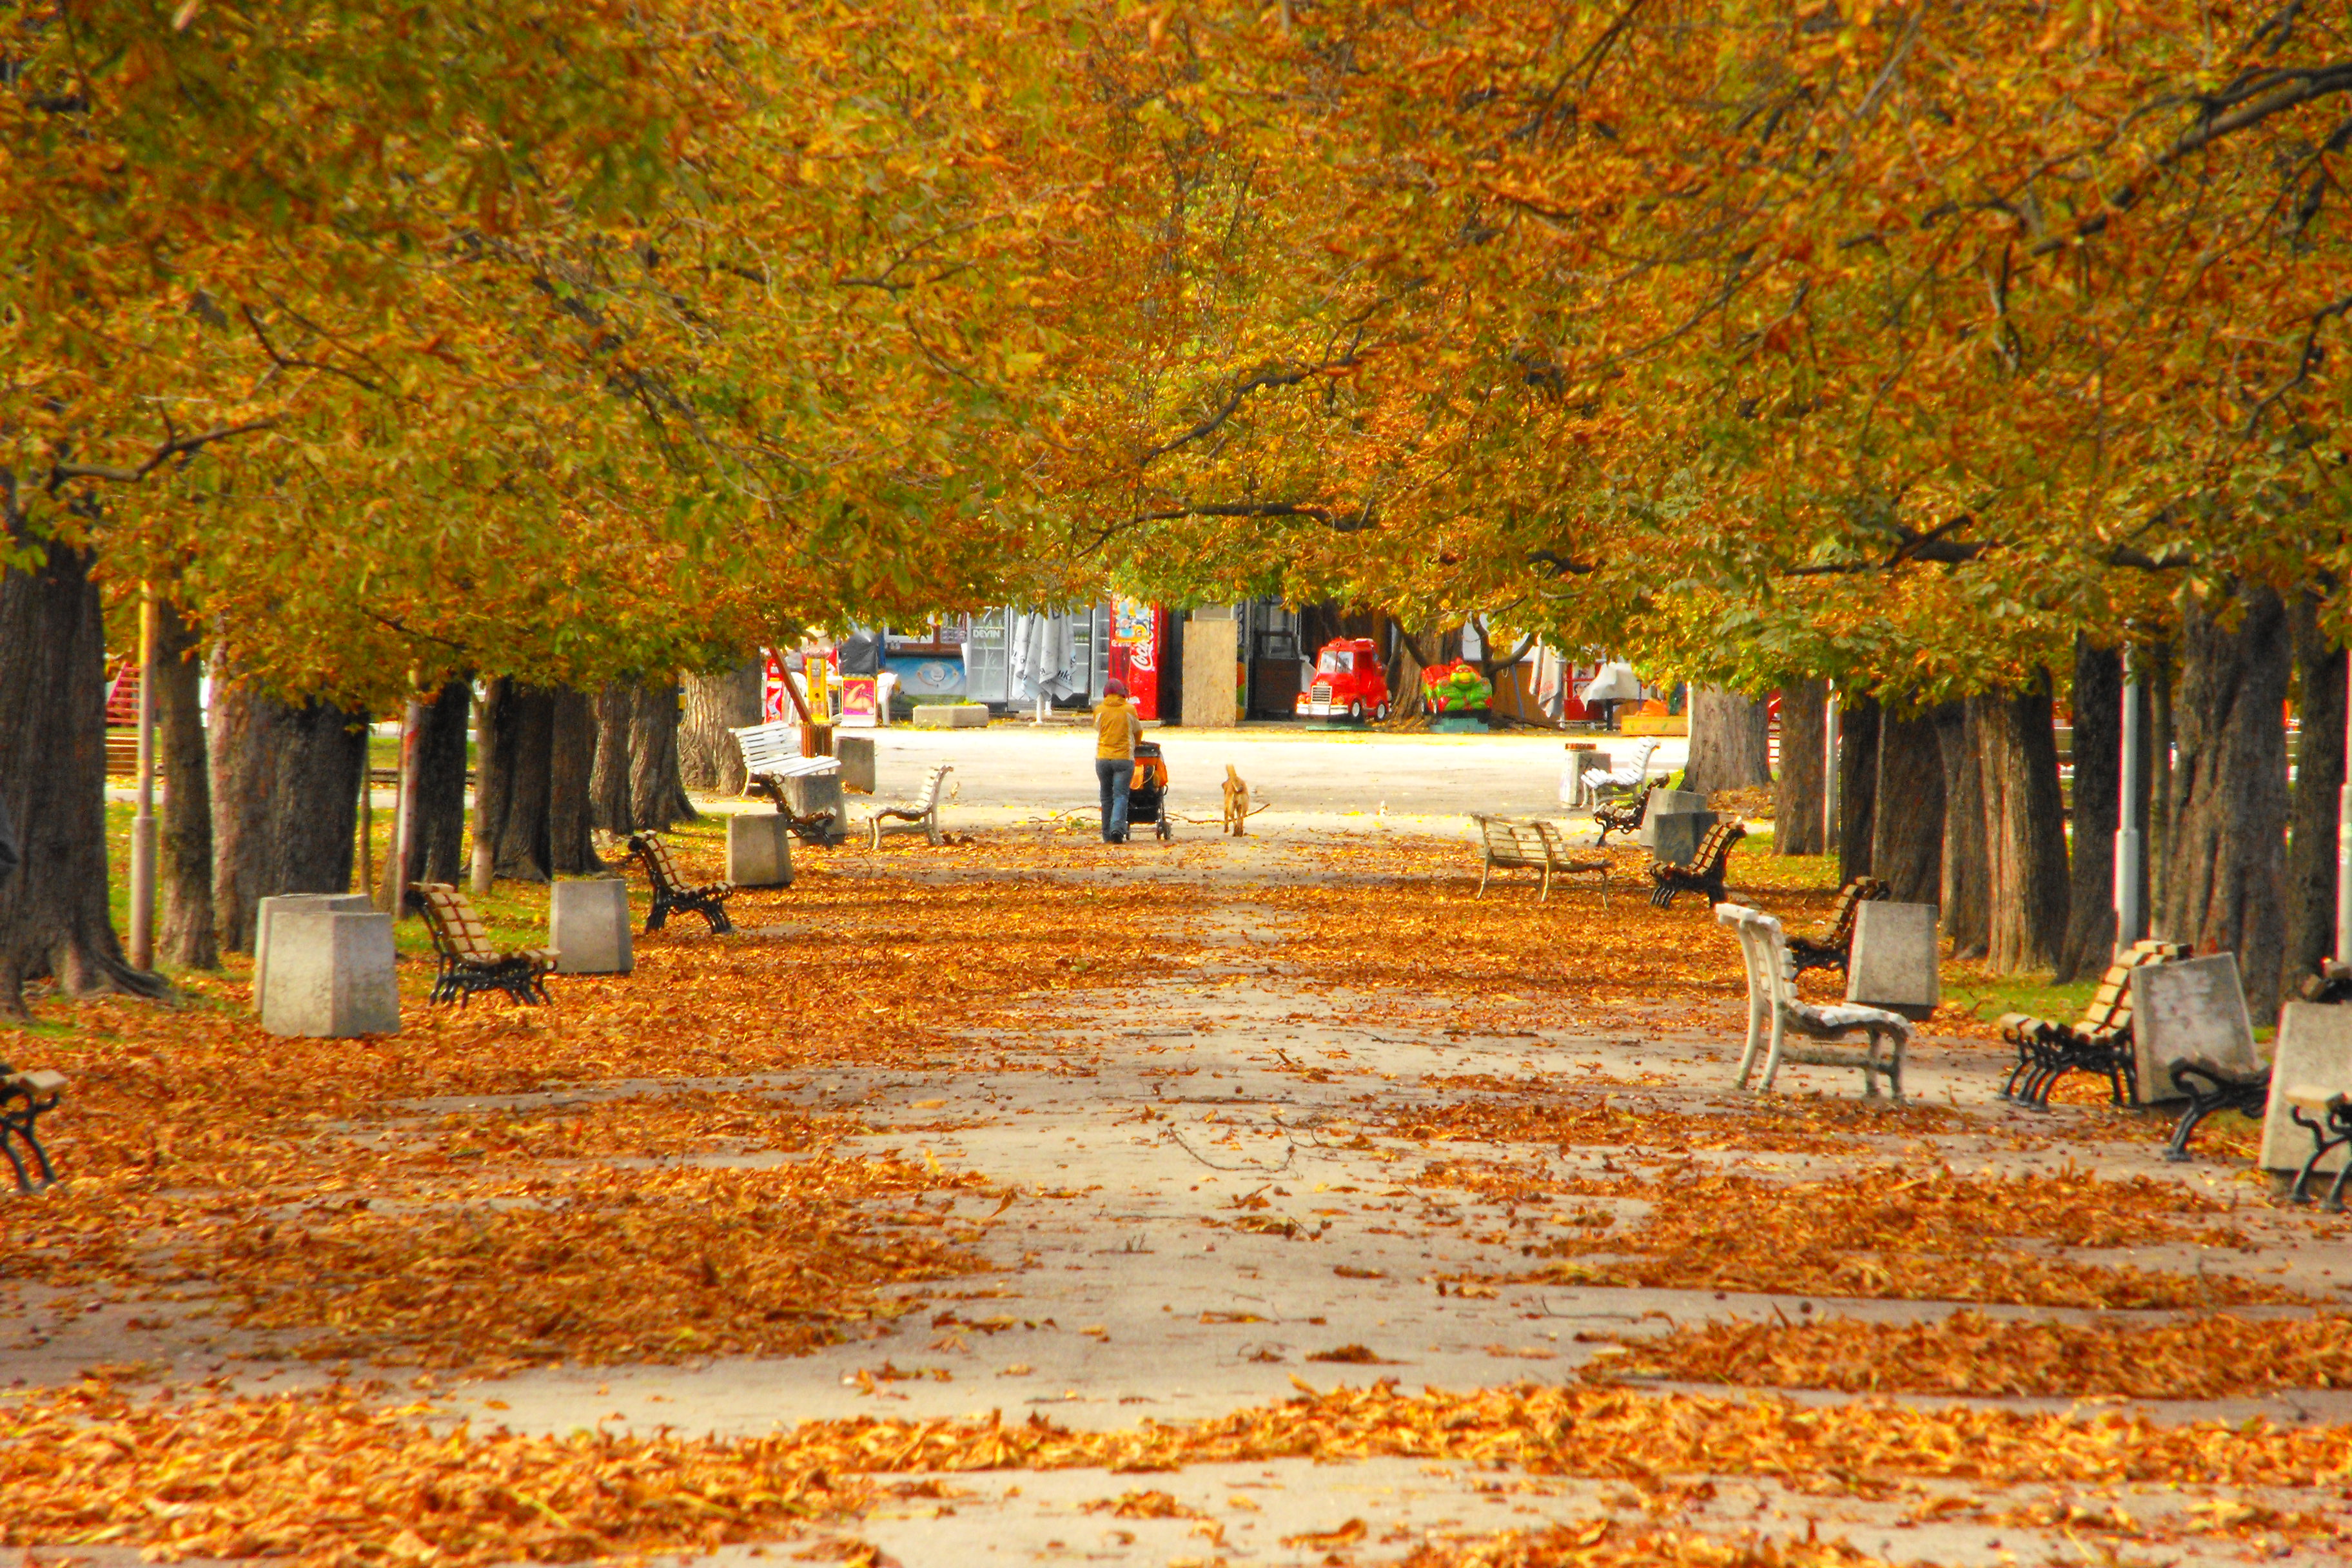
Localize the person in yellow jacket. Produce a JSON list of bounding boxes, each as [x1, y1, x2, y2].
[[1094, 678, 1142, 843]]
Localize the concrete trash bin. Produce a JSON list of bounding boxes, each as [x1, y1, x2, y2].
[[258, 899, 398, 1037], [727, 814, 796, 888], [551, 877, 634, 974]]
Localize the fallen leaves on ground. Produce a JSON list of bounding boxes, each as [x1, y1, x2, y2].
[[1399, 1520, 1888, 1567], [1598, 1309, 2352, 1399], [214, 1161, 994, 1369], [16, 1375, 2352, 1565], [1471, 1162, 2286, 1310]]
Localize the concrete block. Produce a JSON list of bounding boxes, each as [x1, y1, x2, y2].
[[1647, 809, 1718, 865], [784, 773, 848, 844], [2260, 1003, 2352, 1175], [911, 705, 988, 729], [836, 734, 877, 794], [260, 905, 398, 1037], [1634, 789, 1710, 848], [2133, 952, 2260, 1105], [727, 813, 797, 887], [254, 893, 374, 1004], [1846, 901, 1940, 1020], [550, 877, 633, 974]]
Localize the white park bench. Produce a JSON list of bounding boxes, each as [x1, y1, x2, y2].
[[1469, 814, 1610, 905], [1716, 903, 1910, 1101], [865, 763, 955, 849], [730, 721, 843, 839]]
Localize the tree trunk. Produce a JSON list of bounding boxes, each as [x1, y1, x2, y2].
[[1871, 704, 1946, 905], [1773, 680, 1827, 856], [477, 680, 555, 883], [1837, 692, 1881, 883], [471, 677, 514, 894], [0, 518, 168, 1015], [548, 686, 603, 873], [1976, 681, 2071, 975], [592, 681, 636, 835], [681, 663, 761, 795], [269, 700, 368, 896], [1683, 686, 1772, 796], [2163, 581, 2292, 1019], [629, 677, 696, 830], [155, 601, 217, 970], [1389, 628, 1443, 718], [209, 675, 273, 953], [1937, 701, 1990, 959], [399, 678, 474, 901], [2056, 638, 2123, 982], [2288, 589, 2347, 990]]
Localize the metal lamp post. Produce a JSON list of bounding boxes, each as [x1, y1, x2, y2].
[[127, 585, 159, 970], [2113, 645, 2146, 956]]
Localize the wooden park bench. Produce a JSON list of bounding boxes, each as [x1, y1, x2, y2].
[[1717, 904, 1909, 1101], [1785, 877, 1891, 974], [0, 1063, 66, 1191], [1647, 817, 1746, 909], [1999, 939, 2186, 1108], [625, 831, 736, 934], [729, 720, 847, 843], [1469, 814, 1611, 905], [412, 882, 558, 1007], [1590, 780, 1658, 847], [866, 763, 954, 849]]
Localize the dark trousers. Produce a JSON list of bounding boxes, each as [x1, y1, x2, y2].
[[1095, 758, 1133, 841]]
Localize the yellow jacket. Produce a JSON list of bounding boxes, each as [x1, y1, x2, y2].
[[1095, 696, 1139, 760]]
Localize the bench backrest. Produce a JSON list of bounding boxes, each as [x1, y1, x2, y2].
[[629, 832, 689, 896], [1475, 814, 1551, 865], [413, 881, 502, 964], [1825, 877, 1891, 943], [2081, 939, 2190, 1038], [730, 721, 801, 776], [913, 763, 952, 812], [1685, 817, 1747, 872]]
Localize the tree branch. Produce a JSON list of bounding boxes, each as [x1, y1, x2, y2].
[[47, 421, 277, 486]]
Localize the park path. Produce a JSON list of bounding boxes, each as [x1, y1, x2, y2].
[[406, 836, 2352, 1567]]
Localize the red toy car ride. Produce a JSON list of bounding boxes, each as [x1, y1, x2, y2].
[[1295, 637, 1391, 721]]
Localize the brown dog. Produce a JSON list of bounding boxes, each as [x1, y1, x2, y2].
[[1221, 765, 1250, 836]]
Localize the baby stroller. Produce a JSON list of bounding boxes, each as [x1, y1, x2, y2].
[[1127, 741, 1173, 841]]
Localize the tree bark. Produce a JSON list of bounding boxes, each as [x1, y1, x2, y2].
[[1938, 700, 1990, 960], [2057, 638, 2123, 982], [1773, 680, 1827, 856], [399, 678, 474, 900], [592, 681, 636, 835], [2288, 589, 2347, 990], [629, 677, 696, 829], [209, 675, 274, 953], [548, 686, 603, 873], [1872, 704, 1947, 905], [268, 700, 368, 896], [1837, 692, 1881, 883], [2164, 581, 2292, 1019], [1683, 686, 1772, 796], [476, 679, 556, 883], [0, 516, 168, 1015], [1388, 628, 1444, 718], [1976, 681, 2071, 975], [680, 663, 761, 795], [155, 601, 217, 970]]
